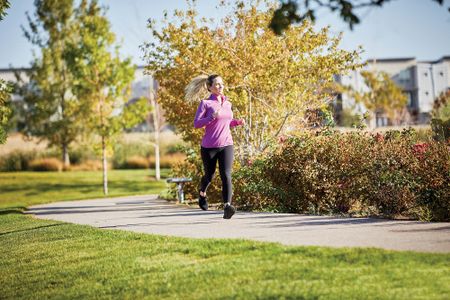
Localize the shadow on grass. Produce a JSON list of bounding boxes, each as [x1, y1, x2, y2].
[[0, 223, 64, 236], [0, 207, 26, 215]]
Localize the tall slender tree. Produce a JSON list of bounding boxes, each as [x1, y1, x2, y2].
[[17, 0, 90, 167], [0, 80, 12, 144], [149, 88, 161, 181], [0, 0, 12, 144], [66, 0, 148, 195]]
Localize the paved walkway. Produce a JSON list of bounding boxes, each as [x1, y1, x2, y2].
[[26, 195, 450, 253]]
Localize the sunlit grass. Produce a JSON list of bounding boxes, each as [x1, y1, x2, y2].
[[0, 169, 170, 209], [0, 169, 449, 299], [1, 212, 449, 299]]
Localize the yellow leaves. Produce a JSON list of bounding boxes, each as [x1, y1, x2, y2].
[[346, 70, 408, 121], [143, 0, 362, 156]]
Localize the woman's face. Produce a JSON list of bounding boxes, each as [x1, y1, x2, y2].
[[209, 77, 224, 95]]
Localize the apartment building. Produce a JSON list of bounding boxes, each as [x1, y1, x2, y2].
[[335, 56, 450, 127]]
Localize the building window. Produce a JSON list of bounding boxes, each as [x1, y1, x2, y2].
[[440, 71, 444, 76], [399, 69, 410, 81], [424, 72, 428, 77], [425, 91, 429, 96]]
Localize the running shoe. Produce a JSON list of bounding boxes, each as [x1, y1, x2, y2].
[[198, 193, 208, 211], [223, 203, 236, 219]]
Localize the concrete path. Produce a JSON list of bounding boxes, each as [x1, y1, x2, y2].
[[26, 194, 450, 253]]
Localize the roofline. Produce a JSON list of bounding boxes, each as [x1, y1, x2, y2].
[[366, 55, 450, 64], [366, 57, 416, 63], [435, 56, 450, 63], [0, 67, 30, 72]]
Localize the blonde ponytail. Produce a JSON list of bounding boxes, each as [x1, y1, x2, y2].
[[185, 75, 209, 102]]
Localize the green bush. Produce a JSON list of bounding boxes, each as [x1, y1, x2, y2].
[[411, 141, 450, 221], [0, 150, 36, 171], [258, 132, 373, 215], [233, 158, 279, 212], [173, 129, 449, 221], [431, 118, 450, 142], [165, 143, 184, 155], [258, 130, 449, 221], [68, 145, 97, 165], [112, 141, 153, 169], [364, 131, 420, 216]]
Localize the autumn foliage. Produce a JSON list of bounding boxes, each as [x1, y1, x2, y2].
[[142, 0, 362, 163], [232, 129, 450, 221], [142, 1, 449, 221]]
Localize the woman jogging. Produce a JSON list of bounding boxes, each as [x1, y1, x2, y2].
[[187, 74, 245, 219]]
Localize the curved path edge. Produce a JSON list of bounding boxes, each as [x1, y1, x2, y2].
[[26, 194, 450, 253]]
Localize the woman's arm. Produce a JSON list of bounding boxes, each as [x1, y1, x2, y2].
[[194, 100, 215, 128]]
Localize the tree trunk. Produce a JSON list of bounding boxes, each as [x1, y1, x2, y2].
[[154, 137, 160, 180], [102, 135, 108, 195], [62, 143, 70, 169], [150, 91, 160, 181], [153, 105, 160, 181], [369, 111, 377, 129]]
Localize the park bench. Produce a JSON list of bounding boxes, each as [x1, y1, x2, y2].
[[166, 177, 192, 203]]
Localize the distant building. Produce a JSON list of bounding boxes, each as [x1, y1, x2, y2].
[[334, 56, 450, 127]]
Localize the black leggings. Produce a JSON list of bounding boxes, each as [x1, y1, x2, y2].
[[200, 145, 234, 204]]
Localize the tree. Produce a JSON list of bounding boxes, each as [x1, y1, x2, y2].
[[142, 0, 362, 163], [270, 0, 450, 35], [0, 0, 10, 21], [140, 79, 167, 181], [0, 0, 11, 144], [344, 70, 408, 127], [431, 90, 450, 141], [0, 80, 12, 144], [17, 0, 90, 167], [148, 85, 166, 181], [432, 89, 450, 121], [65, 0, 149, 195]]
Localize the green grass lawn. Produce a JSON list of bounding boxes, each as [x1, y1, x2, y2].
[[1, 170, 449, 299], [0, 169, 170, 209]]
